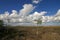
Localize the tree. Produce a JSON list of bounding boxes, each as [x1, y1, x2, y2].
[[0, 20, 4, 27], [34, 18, 42, 38], [37, 19, 42, 24]]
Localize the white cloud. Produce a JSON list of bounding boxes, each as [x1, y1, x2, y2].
[[0, 4, 35, 24], [1, 9, 60, 26], [40, 9, 60, 23], [42, 16, 47, 22], [42, 16, 56, 23], [52, 9, 60, 22], [55, 9, 60, 16], [27, 11, 47, 23], [4, 11, 9, 17], [19, 4, 35, 18], [32, 11, 47, 20], [10, 10, 18, 18], [0, 14, 4, 20], [41, 9, 60, 23], [0, 11, 9, 20], [0, 2, 60, 26], [32, 0, 42, 4]]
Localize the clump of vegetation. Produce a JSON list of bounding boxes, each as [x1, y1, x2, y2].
[[0, 20, 30, 40], [0, 20, 4, 27], [0, 20, 60, 40]]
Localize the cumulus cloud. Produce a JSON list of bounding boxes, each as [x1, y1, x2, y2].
[[55, 9, 60, 16], [0, 11, 9, 20], [0, 4, 35, 24], [41, 9, 60, 23], [0, 9, 60, 26], [0, 1, 60, 26], [19, 4, 35, 18], [42, 16, 47, 22], [0, 14, 4, 20], [32, 11, 47, 20], [52, 9, 60, 22], [27, 11, 47, 23], [0, 9, 47, 24], [32, 0, 42, 4], [10, 10, 18, 18]]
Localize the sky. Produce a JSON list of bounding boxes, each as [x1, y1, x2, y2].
[[0, 0, 60, 26], [0, 0, 60, 15]]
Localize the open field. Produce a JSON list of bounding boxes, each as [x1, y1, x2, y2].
[[1, 26, 60, 40], [7, 26, 60, 40]]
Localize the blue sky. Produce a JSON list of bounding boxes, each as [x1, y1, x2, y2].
[[0, 0, 60, 26], [0, 0, 60, 16]]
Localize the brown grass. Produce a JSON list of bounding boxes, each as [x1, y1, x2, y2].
[[0, 26, 59, 40], [6, 26, 60, 40]]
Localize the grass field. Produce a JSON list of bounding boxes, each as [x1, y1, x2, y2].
[[5, 26, 60, 40], [0, 26, 60, 40]]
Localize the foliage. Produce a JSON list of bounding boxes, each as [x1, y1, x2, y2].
[[37, 19, 42, 24], [0, 20, 4, 27]]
